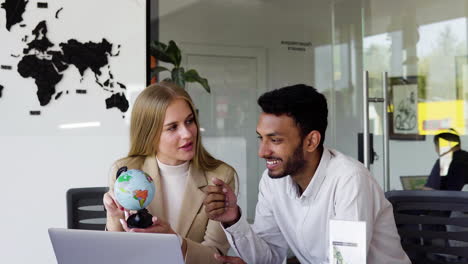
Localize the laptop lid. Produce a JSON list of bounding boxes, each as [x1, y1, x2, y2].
[[48, 228, 184, 264]]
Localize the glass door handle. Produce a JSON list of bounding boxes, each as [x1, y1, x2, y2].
[[363, 71, 371, 169], [363, 71, 390, 191], [382, 72, 390, 192]]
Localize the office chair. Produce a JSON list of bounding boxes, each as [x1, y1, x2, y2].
[[386, 190, 468, 264], [67, 187, 109, 230]]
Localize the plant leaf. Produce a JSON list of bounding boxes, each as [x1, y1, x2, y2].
[[151, 66, 169, 78], [172, 67, 185, 88], [166, 40, 182, 67], [149, 41, 174, 64], [153, 41, 167, 50], [184, 69, 210, 93]]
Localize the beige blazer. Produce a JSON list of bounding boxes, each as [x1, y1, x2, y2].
[[106, 155, 236, 264]]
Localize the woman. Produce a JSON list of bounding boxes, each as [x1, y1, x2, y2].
[[103, 82, 237, 264]]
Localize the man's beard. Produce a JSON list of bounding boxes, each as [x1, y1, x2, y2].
[[268, 144, 306, 179]]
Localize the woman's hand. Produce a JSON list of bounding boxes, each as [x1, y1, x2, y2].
[[120, 214, 176, 234], [103, 191, 124, 218], [103, 191, 126, 231], [120, 215, 187, 256]]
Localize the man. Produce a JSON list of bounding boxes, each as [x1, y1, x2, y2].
[[204, 84, 410, 264], [424, 129, 468, 191]]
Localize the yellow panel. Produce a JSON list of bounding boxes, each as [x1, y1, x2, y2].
[[417, 100, 465, 135]]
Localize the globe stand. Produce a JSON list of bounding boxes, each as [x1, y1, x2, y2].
[[127, 209, 153, 228]]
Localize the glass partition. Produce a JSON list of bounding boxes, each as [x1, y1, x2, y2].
[[333, 0, 468, 190]]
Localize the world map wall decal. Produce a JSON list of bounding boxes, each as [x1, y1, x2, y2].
[[0, 0, 140, 119]]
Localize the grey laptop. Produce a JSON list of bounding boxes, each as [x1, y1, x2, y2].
[[48, 228, 184, 264]]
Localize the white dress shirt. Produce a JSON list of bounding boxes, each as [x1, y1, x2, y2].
[[224, 148, 410, 264], [157, 158, 189, 228]]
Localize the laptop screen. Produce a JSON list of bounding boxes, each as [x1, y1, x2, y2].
[[400, 175, 428, 190], [48, 228, 184, 264]]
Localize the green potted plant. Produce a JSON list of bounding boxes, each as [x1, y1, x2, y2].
[[149, 40, 210, 93]]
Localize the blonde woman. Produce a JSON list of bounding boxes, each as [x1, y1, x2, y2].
[[103, 82, 237, 264]]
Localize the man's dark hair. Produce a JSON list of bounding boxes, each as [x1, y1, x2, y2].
[[434, 128, 460, 145], [257, 84, 328, 146]]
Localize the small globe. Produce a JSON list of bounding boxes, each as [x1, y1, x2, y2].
[[114, 169, 155, 210]]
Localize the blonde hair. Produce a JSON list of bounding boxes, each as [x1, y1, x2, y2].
[[127, 82, 223, 171]]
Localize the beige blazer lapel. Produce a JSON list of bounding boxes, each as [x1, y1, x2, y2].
[[141, 155, 166, 221], [176, 163, 208, 237]]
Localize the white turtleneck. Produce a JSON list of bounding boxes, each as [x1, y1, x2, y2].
[[156, 157, 189, 229]]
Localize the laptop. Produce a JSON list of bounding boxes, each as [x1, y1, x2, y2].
[[400, 175, 428, 190], [48, 228, 184, 264]]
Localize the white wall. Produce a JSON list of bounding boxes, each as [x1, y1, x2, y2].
[[0, 0, 146, 263], [1, 136, 127, 263]]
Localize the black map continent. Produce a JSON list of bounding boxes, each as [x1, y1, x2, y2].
[[1, 0, 28, 31], [23, 21, 54, 54], [18, 21, 66, 106], [59, 39, 113, 77], [105, 93, 129, 113], [16, 21, 128, 112], [0, 84, 4, 98], [18, 55, 63, 106]]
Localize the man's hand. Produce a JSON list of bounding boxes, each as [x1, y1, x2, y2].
[[204, 178, 240, 226], [214, 254, 247, 264]]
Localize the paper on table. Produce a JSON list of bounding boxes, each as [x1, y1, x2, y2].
[[329, 219, 366, 264]]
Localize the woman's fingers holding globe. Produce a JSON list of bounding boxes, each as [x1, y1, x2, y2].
[[121, 216, 176, 234], [103, 192, 124, 217], [120, 217, 152, 233], [119, 213, 138, 232], [106, 191, 124, 210], [109, 190, 125, 210], [147, 217, 177, 234], [103, 192, 115, 210], [119, 218, 130, 231], [123, 210, 138, 220], [138, 216, 167, 233]]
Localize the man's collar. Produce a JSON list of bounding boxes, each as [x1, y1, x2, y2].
[[287, 147, 331, 200]]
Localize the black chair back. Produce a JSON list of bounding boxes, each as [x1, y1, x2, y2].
[[67, 187, 109, 230], [386, 190, 468, 264]]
